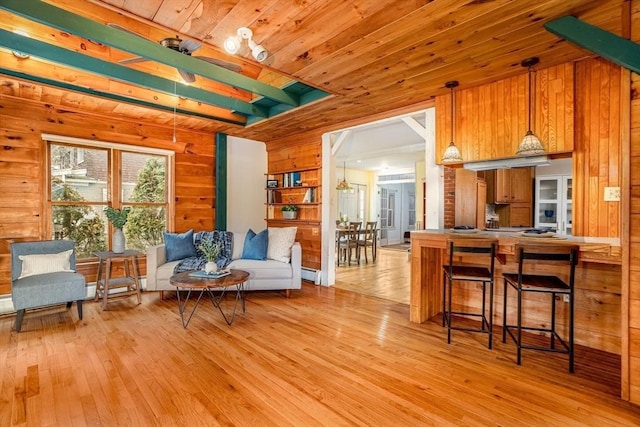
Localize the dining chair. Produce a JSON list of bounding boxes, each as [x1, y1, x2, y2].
[[357, 221, 377, 263], [338, 222, 360, 266]]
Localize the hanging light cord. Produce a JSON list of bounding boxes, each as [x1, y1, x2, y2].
[[527, 64, 533, 131], [172, 80, 177, 143], [450, 85, 455, 143]]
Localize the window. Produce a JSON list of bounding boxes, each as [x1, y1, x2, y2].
[[387, 191, 396, 228], [408, 191, 415, 228], [48, 138, 171, 258]]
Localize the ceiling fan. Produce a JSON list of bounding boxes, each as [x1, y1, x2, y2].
[[108, 23, 241, 84]]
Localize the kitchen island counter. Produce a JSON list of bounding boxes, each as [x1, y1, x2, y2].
[[409, 229, 621, 355]]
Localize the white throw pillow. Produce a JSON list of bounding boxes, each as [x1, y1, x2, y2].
[[18, 249, 74, 279], [267, 227, 297, 263]]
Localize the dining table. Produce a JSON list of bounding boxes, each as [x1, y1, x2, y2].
[[335, 223, 378, 266]]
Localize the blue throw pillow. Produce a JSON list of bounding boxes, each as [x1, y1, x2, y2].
[[164, 229, 196, 262], [241, 229, 268, 260]]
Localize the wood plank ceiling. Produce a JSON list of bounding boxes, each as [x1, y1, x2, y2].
[[0, 0, 626, 143]]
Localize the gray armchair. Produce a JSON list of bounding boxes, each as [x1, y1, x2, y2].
[[11, 240, 86, 332]]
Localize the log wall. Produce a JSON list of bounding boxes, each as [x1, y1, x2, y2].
[[0, 91, 215, 295]]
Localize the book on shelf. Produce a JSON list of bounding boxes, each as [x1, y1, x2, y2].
[[267, 189, 282, 204], [281, 171, 302, 188], [302, 188, 316, 203]]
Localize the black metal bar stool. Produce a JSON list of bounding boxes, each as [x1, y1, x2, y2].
[[442, 238, 498, 348], [502, 243, 579, 372]]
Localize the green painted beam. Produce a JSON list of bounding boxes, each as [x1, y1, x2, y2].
[[545, 16, 640, 74], [0, 0, 299, 107], [0, 29, 265, 118], [215, 133, 227, 231], [246, 86, 332, 125], [0, 68, 247, 126]]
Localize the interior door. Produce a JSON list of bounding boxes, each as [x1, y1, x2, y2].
[[378, 186, 388, 246]]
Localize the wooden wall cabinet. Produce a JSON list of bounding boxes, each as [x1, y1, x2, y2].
[[509, 167, 533, 203], [454, 169, 486, 229], [495, 203, 532, 228], [486, 167, 533, 204]]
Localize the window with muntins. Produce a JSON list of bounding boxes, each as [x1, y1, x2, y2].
[[48, 141, 170, 258]]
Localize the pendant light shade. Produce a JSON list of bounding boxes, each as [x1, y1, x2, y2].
[[336, 161, 352, 191], [441, 80, 463, 164], [516, 57, 545, 156]]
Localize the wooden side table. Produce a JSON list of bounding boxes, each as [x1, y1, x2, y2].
[[93, 250, 142, 309]]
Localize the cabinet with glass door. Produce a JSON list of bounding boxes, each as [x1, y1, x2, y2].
[[534, 175, 572, 235]]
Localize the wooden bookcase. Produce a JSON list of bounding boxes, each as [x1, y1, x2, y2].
[[266, 168, 321, 223]]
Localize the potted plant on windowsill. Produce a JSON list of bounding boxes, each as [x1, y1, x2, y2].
[[105, 206, 131, 253], [281, 204, 298, 220]]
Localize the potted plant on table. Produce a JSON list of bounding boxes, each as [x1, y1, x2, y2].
[[105, 206, 131, 253], [199, 239, 222, 274], [281, 204, 299, 220]]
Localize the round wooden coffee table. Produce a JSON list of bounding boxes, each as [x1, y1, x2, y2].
[[169, 269, 249, 328]]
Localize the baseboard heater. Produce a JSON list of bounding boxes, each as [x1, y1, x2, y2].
[[301, 267, 321, 285]]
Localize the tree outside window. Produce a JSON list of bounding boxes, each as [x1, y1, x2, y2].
[[49, 143, 168, 258]]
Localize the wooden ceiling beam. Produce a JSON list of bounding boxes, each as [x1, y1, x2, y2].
[[0, 68, 247, 126], [0, 0, 300, 107], [0, 29, 265, 118]]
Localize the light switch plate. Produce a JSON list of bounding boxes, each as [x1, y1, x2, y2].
[[604, 187, 620, 202]]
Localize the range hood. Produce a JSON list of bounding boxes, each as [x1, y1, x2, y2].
[[463, 155, 550, 171]]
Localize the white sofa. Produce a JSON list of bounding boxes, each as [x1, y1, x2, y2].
[[146, 230, 301, 297]]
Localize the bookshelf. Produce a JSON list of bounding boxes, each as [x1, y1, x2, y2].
[[266, 168, 321, 223]]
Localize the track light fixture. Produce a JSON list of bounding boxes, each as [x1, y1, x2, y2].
[[224, 27, 268, 62]]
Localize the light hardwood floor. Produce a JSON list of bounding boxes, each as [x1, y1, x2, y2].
[[1, 274, 639, 425], [334, 246, 411, 304]]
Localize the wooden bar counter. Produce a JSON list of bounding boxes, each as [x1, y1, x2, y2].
[[410, 230, 622, 354]]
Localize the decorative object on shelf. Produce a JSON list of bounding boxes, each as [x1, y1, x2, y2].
[[223, 26, 268, 62], [336, 161, 352, 191], [104, 206, 131, 253], [441, 80, 463, 164], [516, 57, 546, 156], [544, 209, 554, 218], [281, 204, 298, 220], [266, 179, 278, 188], [198, 239, 222, 274]]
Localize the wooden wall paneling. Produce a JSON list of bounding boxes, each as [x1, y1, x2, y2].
[[267, 133, 323, 271], [628, 0, 640, 400], [170, 147, 215, 233], [0, 95, 216, 295], [573, 58, 622, 238], [435, 63, 574, 163]]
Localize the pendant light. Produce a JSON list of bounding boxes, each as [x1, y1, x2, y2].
[[441, 80, 463, 164], [516, 57, 545, 156], [336, 161, 352, 191]]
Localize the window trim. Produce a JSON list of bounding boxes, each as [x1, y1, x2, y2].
[[44, 133, 174, 257], [42, 133, 175, 156]]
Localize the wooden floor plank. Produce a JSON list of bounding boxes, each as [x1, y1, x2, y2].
[[0, 254, 639, 425]]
